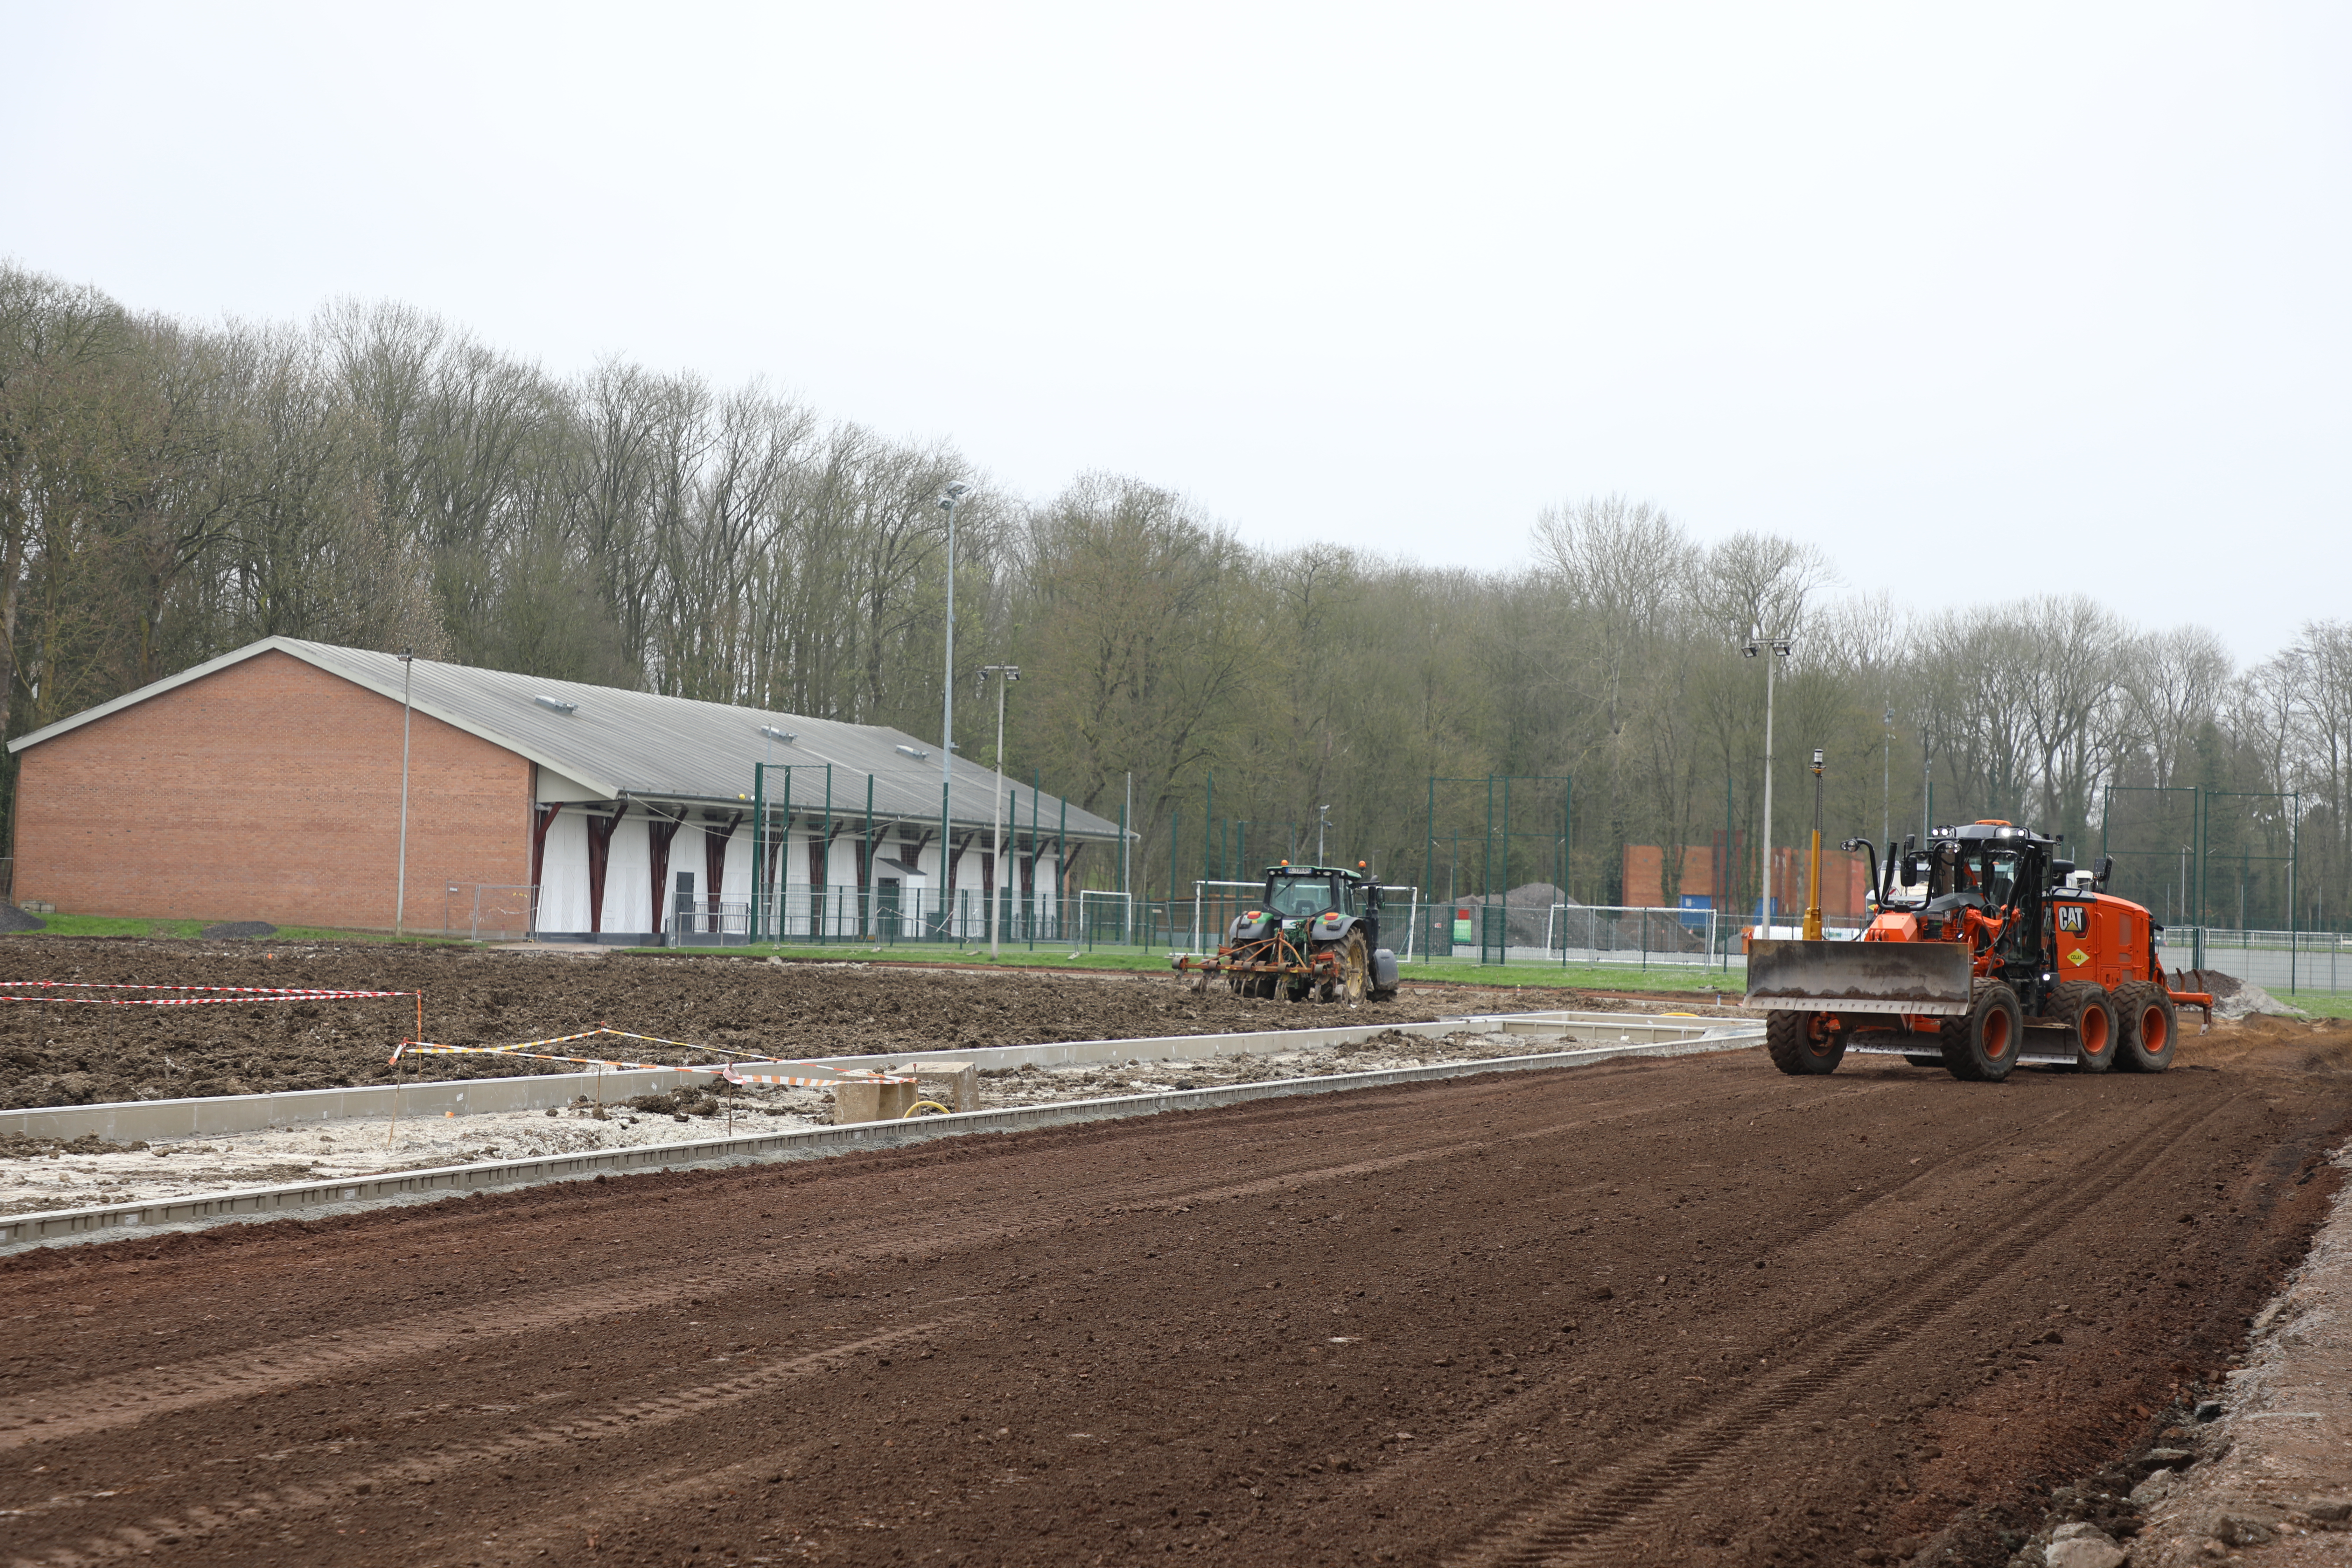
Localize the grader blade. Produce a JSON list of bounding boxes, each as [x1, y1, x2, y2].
[[1745, 939, 1973, 1017]]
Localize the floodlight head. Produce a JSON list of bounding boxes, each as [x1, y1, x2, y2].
[[895, 743, 929, 761], [1742, 643, 1758, 657], [939, 481, 969, 508], [759, 726, 796, 744]]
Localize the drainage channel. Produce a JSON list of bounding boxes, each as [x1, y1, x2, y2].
[[1, 1012, 1762, 1253]]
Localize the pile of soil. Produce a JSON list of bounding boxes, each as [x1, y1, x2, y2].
[[0, 905, 46, 933], [0, 938, 1540, 1111], [198, 921, 276, 939]]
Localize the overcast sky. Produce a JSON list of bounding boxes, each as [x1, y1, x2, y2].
[[6, 2, 2346, 665]]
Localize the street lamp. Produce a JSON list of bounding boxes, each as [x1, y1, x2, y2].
[[394, 649, 415, 937], [1742, 633, 1793, 937], [1316, 805, 1332, 863], [938, 481, 969, 932], [979, 664, 1020, 958]]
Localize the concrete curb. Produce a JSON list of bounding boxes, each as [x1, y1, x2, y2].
[[0, 1011, 1746, 1144], [0, 1029, 1760, 1253]]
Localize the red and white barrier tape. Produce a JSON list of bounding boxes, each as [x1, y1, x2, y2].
[[0, 981, 415, 1007]]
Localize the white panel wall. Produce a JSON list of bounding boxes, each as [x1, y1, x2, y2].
[[601, 816, 652, 934], [538, 810, 592, 933]]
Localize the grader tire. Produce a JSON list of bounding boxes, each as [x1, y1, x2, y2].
[[2052, 981, 2119, 1074], [2114, 981, 2178, 1073], [1939, 980, 2023, 1083], [1765, 1010, 1846, 1076]]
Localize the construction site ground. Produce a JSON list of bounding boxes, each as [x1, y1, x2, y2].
[[0, 1022, 1665, 1217], [5, 1008, 2351, 1568], [0, 938, 1596, 1114]]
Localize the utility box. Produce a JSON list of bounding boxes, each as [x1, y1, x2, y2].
[[832, 1079, 920, 1124]]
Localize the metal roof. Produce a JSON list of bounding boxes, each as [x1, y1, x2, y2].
[[8, 637, 1124, 841]]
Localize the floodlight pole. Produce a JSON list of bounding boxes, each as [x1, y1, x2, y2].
[[1317, 804, 1331, 863], [981, 665, 1019, 957], [939, 482, 968, 936], [1744, 635, 1792, 938], [394, 649, 414, 937]]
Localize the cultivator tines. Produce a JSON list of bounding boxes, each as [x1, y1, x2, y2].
[[1171, 936, 1344, 993]]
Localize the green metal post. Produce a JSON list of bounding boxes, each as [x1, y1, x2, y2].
[[817, 765, 833, 945], [1204, 773, 1213, 898], [1058, 794, 1067, 946], [752, 764, 766, 944], [863, 774, 875, 942], [1424, 775, 1436, 963], [1030, 775, 1040, 950], [940, 780, 950, 946]]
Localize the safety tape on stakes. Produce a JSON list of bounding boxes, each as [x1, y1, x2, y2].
[[454, 1026, 775, 1062], [391, 1040, 915, 1088], [0, 981, 415, 1007]]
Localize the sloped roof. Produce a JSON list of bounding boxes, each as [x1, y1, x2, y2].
[[8, 638, 1123, 841]]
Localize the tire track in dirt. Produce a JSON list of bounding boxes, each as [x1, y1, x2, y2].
[[4, 1316, 964, 1567], [2, 1066, 1766, 1446], [1434, 1094, 2224, 1566]]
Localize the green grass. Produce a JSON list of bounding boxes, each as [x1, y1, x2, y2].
[[612, 939, 1745, 996], [15, 913, 468, 945]]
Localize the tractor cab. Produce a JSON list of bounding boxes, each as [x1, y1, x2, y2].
[[1260, 863, 1382, 943]]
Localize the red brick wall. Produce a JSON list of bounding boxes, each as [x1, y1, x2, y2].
[[13, 650, 530, 929]]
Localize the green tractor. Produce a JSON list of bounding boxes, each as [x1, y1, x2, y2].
[[1173, 862, 1402, 1003]]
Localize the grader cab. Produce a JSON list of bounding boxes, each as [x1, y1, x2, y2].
[[1747, 820, 2214, 1081]]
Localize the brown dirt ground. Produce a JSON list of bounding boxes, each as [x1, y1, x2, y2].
[[0, 938, 1564, 1112], [2, 1015, 2347, 1567]]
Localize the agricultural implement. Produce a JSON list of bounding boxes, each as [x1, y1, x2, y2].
[[1747, 819, 2214, 1081], [1174, 861, 1402, 1003]]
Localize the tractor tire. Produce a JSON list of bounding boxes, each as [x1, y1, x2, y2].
[[1765, 1010, 1846, 1075], [1939, 980, 2023, 1082], [1339, 930, 1371, 1004], [2114, 981, 2178, 1073], [2052, 981, 2119, 1074]]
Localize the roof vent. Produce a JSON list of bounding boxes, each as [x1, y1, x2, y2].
[[895, 743, 929, 761], [760, 725, 796, 744], [534, 696, 578, 715]]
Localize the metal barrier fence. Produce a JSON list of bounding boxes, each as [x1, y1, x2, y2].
[[2167, 928, 2352, 996], [443, 884, 537, 941]]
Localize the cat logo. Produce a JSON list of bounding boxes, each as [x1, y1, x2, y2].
[[2056, 906, 2087, 934]]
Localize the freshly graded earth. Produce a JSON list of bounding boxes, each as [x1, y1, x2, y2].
[[4, 1017, 2347, 1567], [0, 939, 1556, 1111]]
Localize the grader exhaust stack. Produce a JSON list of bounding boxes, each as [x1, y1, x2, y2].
[[1746, 939, 1974, 1017]]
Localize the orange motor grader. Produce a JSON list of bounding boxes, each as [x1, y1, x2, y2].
[[1746, 820, 2213, 1081]]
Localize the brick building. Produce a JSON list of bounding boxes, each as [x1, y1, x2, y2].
[[7, 638, 1120, 940]]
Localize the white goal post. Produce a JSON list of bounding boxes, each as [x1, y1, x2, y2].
[[1076, 888, 1134, 943]]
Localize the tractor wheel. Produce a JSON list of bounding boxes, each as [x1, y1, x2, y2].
[[1765, 1010, 1846, 1075], [2114, 981, 2178, 1073], [2052, 981, 2118, 1074], [1339, 930, 1371, 1005], [1939, 980, 2023, 1082]]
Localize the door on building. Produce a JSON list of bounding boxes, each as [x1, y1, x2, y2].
[[877, 878, 901, 940]]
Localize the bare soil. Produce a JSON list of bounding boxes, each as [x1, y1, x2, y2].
[[2, 1015, 2345, 1567], [0, 938, 1559, 1111]]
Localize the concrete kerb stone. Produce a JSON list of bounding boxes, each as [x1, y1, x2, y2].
[[0, 1029, 1760, 1254], [0, 1010, 1747, 1146]]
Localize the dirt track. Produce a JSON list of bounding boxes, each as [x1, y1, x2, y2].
[[0, 939, 1549, 1112], [3, 1020, 2347, 1568]]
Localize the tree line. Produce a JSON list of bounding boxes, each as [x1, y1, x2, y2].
[[3, 261, 2344, 934]]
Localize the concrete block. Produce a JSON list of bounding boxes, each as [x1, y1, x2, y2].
[[833, 1079, 920, 1125], [902, 1061, 980, 1114]]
